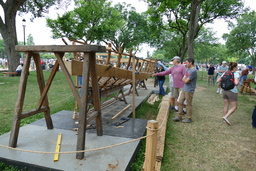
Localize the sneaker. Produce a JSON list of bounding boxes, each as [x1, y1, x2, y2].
[[181, 118, 192, 123], [222, 117, 231, 126], [220, 90, 222, 94], [216, 89, 219, 93], [172, 117, 182, 122]]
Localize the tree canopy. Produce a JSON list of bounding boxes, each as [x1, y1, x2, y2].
[[46, 0, 150, 54], [145, 0, 244, 61], [223, 11, 256, 68]]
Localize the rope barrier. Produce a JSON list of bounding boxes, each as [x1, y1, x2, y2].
[[0, 132, 155, 154]]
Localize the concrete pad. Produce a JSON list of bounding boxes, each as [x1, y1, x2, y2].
[[31, 109, 148, 139], [0, 124, 140, 171], [0, 84, 162, 170]]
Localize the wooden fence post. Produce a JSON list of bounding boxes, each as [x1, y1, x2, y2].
[[144, 120, 158, 171]]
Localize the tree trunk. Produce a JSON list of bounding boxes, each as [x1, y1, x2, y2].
[[179, 32, 188, 63], [188, 0, 202, 59], [0, 0, 25, 72], [2, 30, 20, 72]]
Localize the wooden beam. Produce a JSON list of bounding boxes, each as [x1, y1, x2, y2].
[[155, 96, 169, 170], [19, 107, 49, 119], [15, 45, 106, 53], [111, 104, 131, 120], [86, 111, 98, 123]]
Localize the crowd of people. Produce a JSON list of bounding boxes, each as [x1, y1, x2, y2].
[[153, 57, 253, 126], [153, 57, 197, 123], [0, 58, 57, 76]]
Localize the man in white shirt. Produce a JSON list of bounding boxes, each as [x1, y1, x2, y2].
[[16, 63, 23, 76], [216, 61, 228, 94]]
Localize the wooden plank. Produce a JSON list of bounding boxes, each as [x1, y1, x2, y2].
[[155, 95, 169, 171], [86, 111, 98, 123], [54, 133, 62, 162], [66, 60, 151, 80], [15, 45, 106, 53], [19, 107, 48, 119], [111, 104, 131, 120], [9, 52, 31, 148], [3, 72, 18, 76]]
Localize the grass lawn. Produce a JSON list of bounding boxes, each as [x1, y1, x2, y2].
[[0, 70, 256, 170]]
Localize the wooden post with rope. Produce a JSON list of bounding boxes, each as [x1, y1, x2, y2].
[[144, 120, 158, 171], [131, 50, 136, 118]]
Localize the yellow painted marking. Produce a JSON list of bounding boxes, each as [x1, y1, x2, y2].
[[54, 133, 62, 162]]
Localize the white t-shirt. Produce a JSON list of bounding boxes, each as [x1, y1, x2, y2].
[[169, 74, 174, 88], [16, 65, 23, 71]]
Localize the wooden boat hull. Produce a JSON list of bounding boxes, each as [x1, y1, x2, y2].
[[64, 60, 152, 82]]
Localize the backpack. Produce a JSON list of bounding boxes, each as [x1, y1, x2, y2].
[[220, 71, 235, 90]]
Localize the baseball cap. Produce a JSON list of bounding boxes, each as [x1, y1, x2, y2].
[[171, 56, 180, 61], [248, 66, 253, 69], [222, 61, 227, 64]]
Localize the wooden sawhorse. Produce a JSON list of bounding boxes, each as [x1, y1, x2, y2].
[[9, 45, 106, 159], [240, 78, 256, 95]]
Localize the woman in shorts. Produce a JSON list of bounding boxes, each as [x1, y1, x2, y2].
[[217, 62, 239, 125]]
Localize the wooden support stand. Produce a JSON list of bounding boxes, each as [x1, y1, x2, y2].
[[9, 45, 106, 160], [240, 79, 256, 95], [144, 120, 158, 171]]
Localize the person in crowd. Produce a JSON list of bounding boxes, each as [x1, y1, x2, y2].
[[172, 58, 197, 123], [152, 56, 186, 111], [239, 66, 252, 86], [16, 63, 23, 76], [217, 62, 239, 126], [207, 63, 215, 86], [156, 65, 166, 95], [216, 61, 228, 94]]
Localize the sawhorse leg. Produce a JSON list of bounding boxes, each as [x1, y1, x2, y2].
[[9, 53, 31, 147], [76, 52, 103, 159], [129, 83, 139, 96], [33, 53, 53, 129]]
